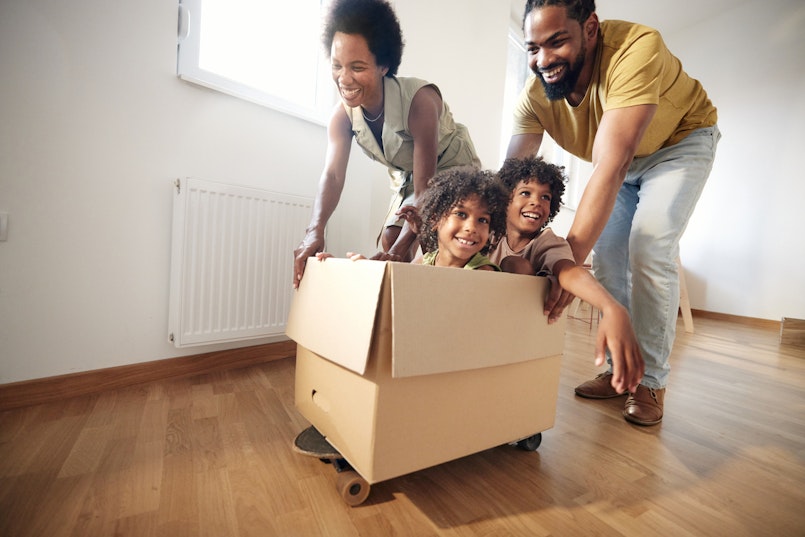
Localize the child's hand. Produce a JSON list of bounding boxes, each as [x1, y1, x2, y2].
[[315, 252, 334, 261], [396, 205, 422, 235], [345, 252, 367, 261], [544, 275, 575, 324]]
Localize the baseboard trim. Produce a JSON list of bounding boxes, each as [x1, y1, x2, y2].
[[0, 340, 297, 412], [780, 317, 805, 348], [691, 309, 780, 330]]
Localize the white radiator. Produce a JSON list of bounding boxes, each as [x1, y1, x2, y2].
[[168, 178, 313, 347]]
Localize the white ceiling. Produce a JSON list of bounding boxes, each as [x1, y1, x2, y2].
[[510, 0, 750, 36]]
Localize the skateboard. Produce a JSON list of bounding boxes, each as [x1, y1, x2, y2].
[[514, 432, 543, 451], [293, 426, 542, 506], [293, 426, 371, 506]]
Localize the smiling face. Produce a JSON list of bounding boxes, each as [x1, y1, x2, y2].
[[433, 195, 492, 268], [507, 180, 553, 241], [524, 5, 597, 103], [330, 32, 387, 113]]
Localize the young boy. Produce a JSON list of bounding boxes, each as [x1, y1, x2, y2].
[[490, 156, 644, 396]]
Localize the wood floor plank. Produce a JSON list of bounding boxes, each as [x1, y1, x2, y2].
[[1, 314, 804, 536], [224, 463, 282, 537], [58, 424, 111, 478], [156, 439, 198, 537], [298, 473, 363, 537], [196, 467, 240, 537]]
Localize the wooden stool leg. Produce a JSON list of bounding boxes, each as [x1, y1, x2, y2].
[[570, 297, 582, 317], [677, 256, 694, 333]]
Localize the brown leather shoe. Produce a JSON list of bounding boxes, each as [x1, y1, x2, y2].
[[574, 372, 627, 399], [623, 385, 665, 426]]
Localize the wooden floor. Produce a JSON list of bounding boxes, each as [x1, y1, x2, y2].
[[1, 311, 804, 536]]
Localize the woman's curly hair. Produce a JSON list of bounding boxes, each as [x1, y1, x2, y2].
[[497, 156, 567, 226], [418, 167, 509, 255], [321, 0, 404, 76]]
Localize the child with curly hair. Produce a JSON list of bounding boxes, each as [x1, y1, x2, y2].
[[490, 156, 644, 395], [408, 167, 508, 270], [315, 167, 508, 270]]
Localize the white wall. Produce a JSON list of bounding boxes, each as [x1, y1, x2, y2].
[[659, 0, 805, 321], [0, 0, 510, 383], [1, 0, 802, 384]]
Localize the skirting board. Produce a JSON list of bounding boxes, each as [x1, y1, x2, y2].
[[0, 340, 297, 412], [690, 309, 780, 330], [781, 317, 805, 348]]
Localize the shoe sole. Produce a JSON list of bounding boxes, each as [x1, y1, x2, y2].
[[623, 413, 662, 426], [574, 389, 628, 400]]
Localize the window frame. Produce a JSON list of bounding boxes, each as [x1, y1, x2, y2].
[[176, 0, 336, 126]]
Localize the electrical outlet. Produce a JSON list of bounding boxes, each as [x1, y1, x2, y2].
[[0, 212, 8, 241]]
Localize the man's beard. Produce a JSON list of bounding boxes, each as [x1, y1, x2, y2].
[[534, 47, 585, 101]]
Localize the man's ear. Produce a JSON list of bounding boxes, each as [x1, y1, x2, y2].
[[584, 13, 599, 40]]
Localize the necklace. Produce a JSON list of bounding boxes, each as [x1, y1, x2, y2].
[[362, 106, 384, 123]]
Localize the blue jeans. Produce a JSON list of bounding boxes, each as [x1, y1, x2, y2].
[[593, 125, 721, 389]]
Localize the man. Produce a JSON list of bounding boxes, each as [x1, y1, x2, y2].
[[507, 0, 720, 426]]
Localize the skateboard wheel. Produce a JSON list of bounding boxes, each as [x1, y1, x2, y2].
[[336, 470, 370, 506], [516, 433, 542, 451]]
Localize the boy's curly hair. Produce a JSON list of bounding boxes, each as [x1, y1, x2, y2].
[[321, 0, 404, 77], [418, 167, 509, 255], [497, 156, 567, 226]]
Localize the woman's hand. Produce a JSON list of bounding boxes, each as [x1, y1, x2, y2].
[[369, 250, 403, 262], [314, 251, 367, 262], [293, 229, 325, 288]]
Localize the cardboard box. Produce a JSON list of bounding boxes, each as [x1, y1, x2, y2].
[[286, 258, 565, 484]]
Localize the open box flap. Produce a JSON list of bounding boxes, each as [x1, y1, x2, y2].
[[389, 263, 565, 378], [286, 258, 388, 375]]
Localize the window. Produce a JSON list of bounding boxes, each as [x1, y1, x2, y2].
[[499, 28, 531, 163], [177, 0, 335, 125]]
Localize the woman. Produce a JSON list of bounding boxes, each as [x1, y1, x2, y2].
[[293, 0, 480, 287]]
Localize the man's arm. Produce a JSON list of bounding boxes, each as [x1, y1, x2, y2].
[[566, 104, 657, 264], [554, 260, 644, 393], [506, 132, 544, 159]]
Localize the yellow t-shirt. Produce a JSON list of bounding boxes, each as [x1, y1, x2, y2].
[[512, 20, 717, 161]]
